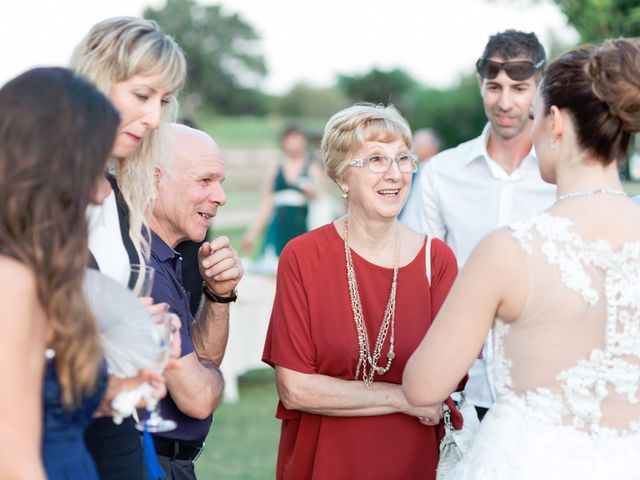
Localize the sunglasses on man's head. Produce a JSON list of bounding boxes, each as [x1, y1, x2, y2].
[[476, 58, 545, 81]]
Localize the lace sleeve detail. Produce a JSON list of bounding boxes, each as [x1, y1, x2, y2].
[[509, 218, 535, 255]]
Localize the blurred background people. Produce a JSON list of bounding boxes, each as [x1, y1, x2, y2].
[[404, 37, 640, 478], [241, 125, 325, 266], [70, 16, 186, 479], [147, 124, 244, 479], [263, 103, 464, 479], [0, 67, 147, 479], [402, 29, 556, 420], [400, 128, 442, 219], [413, 128, 442, 164]]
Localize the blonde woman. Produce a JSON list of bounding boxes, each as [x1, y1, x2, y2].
[[70, 17, 186, 479], [263, 104, 464, 479]]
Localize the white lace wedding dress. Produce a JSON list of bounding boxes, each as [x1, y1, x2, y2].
[[448, 212, 640, 479]]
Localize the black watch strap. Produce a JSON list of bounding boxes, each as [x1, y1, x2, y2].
[[202, 282, 237, 303]]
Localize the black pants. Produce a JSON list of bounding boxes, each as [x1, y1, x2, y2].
[[85, 417, 144, 480], [151, 455, 196, 480]]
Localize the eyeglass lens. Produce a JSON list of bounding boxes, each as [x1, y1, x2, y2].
[[367, 154, 416, 173]]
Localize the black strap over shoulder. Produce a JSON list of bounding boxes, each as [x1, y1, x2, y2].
[[106, 175, 143, 288]]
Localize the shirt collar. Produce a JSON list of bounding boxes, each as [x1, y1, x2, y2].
[[150, 229, 178, 263], [465, 123, 537, 169]]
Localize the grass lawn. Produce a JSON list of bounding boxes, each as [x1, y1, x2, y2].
[[198, 114, 328, 149], [196, 369, 280, 479]]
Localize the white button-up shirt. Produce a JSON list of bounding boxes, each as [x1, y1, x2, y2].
[[401, 123, 556, 407]]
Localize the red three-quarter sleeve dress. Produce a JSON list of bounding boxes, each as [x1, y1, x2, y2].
[[263, 224, 458, 480]]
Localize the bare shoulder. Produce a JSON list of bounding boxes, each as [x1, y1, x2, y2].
[[464, 227, 528, 320], [0, 255, 37, 295], [462, 227, 528, 287], [0, 256, 41, 334], [469, 227, 523, 267]]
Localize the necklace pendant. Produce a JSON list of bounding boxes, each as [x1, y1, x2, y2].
[[375, 366, 386, 375], [387, 350, 395, 360]]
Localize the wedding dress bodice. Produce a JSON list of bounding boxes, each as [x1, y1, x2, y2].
[[494, 212, 640, 437]]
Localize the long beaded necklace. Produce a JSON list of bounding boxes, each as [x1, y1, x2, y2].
[[343, 220, 399, 388], [555, 188, 627, 203]]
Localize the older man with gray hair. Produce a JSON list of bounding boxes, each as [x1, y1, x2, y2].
[[146, 124, 243, 479]]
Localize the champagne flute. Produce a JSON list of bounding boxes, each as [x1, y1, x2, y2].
[[122, 264, 177, 432], [126, 264, 155, 297], [135, 310, 177, 433]]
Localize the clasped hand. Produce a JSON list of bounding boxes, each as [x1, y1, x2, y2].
[[198, 235, 244, 297], [406, 403, 444, 426]]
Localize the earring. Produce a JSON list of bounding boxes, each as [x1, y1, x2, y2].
[[342, 191, 348, 199]]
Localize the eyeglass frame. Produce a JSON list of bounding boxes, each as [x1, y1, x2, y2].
[[348, 153, 418, 174], [475, 58, 545, 81]]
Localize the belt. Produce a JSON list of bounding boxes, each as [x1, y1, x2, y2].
[[152, 436, 205, 462]]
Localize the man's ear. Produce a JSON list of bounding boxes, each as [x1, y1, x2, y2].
[[476, 73, 484, 92]]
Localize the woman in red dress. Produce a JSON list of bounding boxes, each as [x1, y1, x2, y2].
[[263, 103, 464, 479]]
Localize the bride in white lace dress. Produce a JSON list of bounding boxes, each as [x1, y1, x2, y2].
[[403, 38, 640, 479]]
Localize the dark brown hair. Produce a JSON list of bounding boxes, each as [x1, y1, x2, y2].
[[0, 68, 119, 406], [540, 38, 640, 165]]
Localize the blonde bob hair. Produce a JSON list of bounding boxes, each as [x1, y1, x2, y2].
[[70, 16, 186, 253], [321, 103, 412, 184]]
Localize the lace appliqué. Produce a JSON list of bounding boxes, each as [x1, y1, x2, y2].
[[502, 213, 640, 437], [492, 319, 512, 395]]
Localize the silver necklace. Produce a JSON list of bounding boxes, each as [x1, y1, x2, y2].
[[555, 188, 627, 203]]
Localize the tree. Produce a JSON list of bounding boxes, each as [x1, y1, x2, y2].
[[553, 0, 640, 41], [277, 83, 349, 118], [144, 0, 268, 115], [492, 0, 640, 42], [337, 68, 418, 115], [408, 75, 486, 149]]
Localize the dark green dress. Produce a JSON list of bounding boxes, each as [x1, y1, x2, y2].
[[263, 162, 310, 256]]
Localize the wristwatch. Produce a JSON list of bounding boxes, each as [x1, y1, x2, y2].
[[202, 282, 238, 303]]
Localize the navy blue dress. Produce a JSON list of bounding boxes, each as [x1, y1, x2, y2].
[[42, 358, 107, 479]]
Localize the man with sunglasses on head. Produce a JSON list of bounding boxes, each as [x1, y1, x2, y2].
[[401, 29, 556, 420]]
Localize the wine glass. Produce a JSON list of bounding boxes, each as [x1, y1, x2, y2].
[[121, 264, 177, 433], [125, 264, 155, 298], [135, 310, 178, 433]]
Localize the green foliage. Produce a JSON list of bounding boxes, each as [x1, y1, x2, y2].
[[408, 75, 486, 149], [144, 0, 268, 115], [338, 68, 418, 114], [553, 0, 640, 41], [277, 83, 350, 118]]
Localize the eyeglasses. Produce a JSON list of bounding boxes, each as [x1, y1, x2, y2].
[[349, 153, 418, 174], [476, 58, 545, 81]]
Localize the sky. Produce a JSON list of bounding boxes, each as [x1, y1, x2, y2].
[[1, 0, 578, 94]]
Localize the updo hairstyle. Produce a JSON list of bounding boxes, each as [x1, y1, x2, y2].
[[540, 37, 640, 165]]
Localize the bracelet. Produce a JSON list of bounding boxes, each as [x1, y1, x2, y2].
[[202, 282, 237, 303]]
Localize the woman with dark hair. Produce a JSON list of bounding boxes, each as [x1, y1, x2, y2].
[[404, 38, 640, 478], [0, 67, 143, 479]]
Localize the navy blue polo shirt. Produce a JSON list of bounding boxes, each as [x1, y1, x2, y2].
[[148, 230, 212, 443]]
